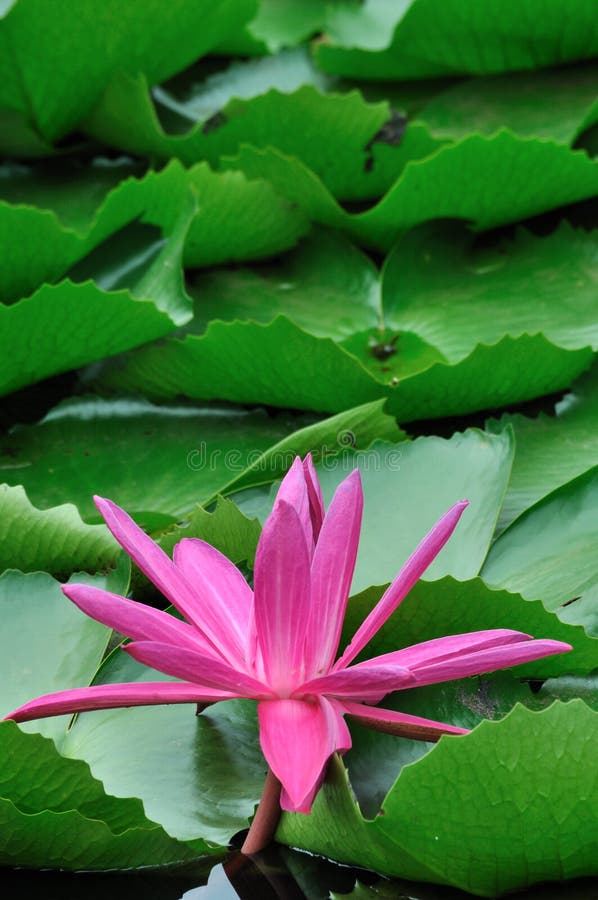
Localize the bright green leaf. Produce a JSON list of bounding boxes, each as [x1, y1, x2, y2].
[[316, 0, 598, 79], [0, 485, 118, 577], [278, 702, 598, 895], [0, 0, 256, 140]]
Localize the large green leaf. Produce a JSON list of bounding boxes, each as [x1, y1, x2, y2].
[[0, 396, 400, 524], [386, 334, 592, 422], [0, 722, 204, 869], [482, 466, 598, 613], [277, 702, 598, 896], [488, 362, 598, 531], [382, 222, 598, 361], [0, 566, 126, 722], [0, 485, 118, 576], [96, 227, 594, 419], [0, 211, 193, 397], [232, 429, 513, 588], [84, 52, 442, 201], [60, 664, 265, 846], [317, 429, 512, 589], [341, 577, 598, 680], [224, 133, 598, 252], [0, 159, 308, 303], [316, 0, 598, 79], [0, 0, 255, 140], [418, 65, 598, 144], [0, 566, 262, 853]]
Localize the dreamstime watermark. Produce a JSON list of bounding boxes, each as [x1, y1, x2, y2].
[[186, 430, 402, 474]]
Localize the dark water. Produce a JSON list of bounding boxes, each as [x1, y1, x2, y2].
[[4, 844, 598, 900]]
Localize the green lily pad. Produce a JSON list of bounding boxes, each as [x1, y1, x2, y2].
[[277, 701, 598, 896], [0, 396, 400, 524], [0, 208, 193, 397], [0, 0, 256, 141], [0, 566, 126, 722], [235, 428, 513, 588], [96, 227, 594, 419], [84, 52, 442, 201], [0, 485, 119, 577], [418, 64, 598, 144], [382, 222, 598, 361], [482, 466, 598, 613], [0, 159, 308, 304], [487, 362, 598, 531], [225, 132, 598, 252], [61, 659, 265, 846], [320, 429, 512, 588], [315, 0, 598, 79], [0, 722, 205, 870], [341, 577, 598, 680]]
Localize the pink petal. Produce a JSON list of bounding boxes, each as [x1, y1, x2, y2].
[[411, 639, 572, 687], [299, 664, 414, 701], [306, 470, 363, 678], [94, 496, 233, 661], [173, 538, 253, 663], [335, 500, 469, 669], [258, 696, 350, 813], [3, 682, 235, 723], [124, 641, 273, 698], [62, 584, 218, 656], [274, 457, 313, 552], [352, 629, 532, 671], [253, 500, 312, 693], [341, 699, 468, 741], [302, 453, 325, 541]]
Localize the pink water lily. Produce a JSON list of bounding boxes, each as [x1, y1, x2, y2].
[[5, 456, 571, 847]]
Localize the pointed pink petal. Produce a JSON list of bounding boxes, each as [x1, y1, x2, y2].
[[4, 682, 235, 723], [258, 696, 350, 813], [94, 496, 232, 661], [303, 453, 325, 541], [299, 664, 414, 701], [173, 538, 253, 663], [124, 641, 273, 698], [62, 584, 219, 656], [341, 699, 468, 741], [411, 639, 572, 687], [306, 470, 363, 677], [253, 500, 311, 693], [352, 629, 532, 671], [335, 500, 469, 669], [274, 457, 313, 551]]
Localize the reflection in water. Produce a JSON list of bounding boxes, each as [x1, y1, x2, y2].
[[4, 848, 598, 900]]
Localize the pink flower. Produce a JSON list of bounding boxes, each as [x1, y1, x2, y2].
[[5, 457, 571, 816]]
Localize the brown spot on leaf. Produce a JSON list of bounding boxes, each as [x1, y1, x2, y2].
[[201, 111, 228, 135], [364, 109, 408, 172]]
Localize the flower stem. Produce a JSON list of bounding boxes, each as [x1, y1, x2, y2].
[[241, 767, 282, 855]]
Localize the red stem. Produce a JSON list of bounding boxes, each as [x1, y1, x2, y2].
[[241, 768, 282, 855]]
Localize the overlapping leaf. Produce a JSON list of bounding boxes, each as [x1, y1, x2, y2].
[[0, 0, 256, 142], [94, 225, 596, 418], [0, 396, 401, 524], [315, 0, 598, 79], [0, 570, 211, 870], [488, 362, 598, 531], [224, 134, 598, 252], [277, 703, 598, 896], [84, 50, 443, 201], [0, 159, 307, 302]]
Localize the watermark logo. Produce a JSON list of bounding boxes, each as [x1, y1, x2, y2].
[[186, 431, 402, 473]]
